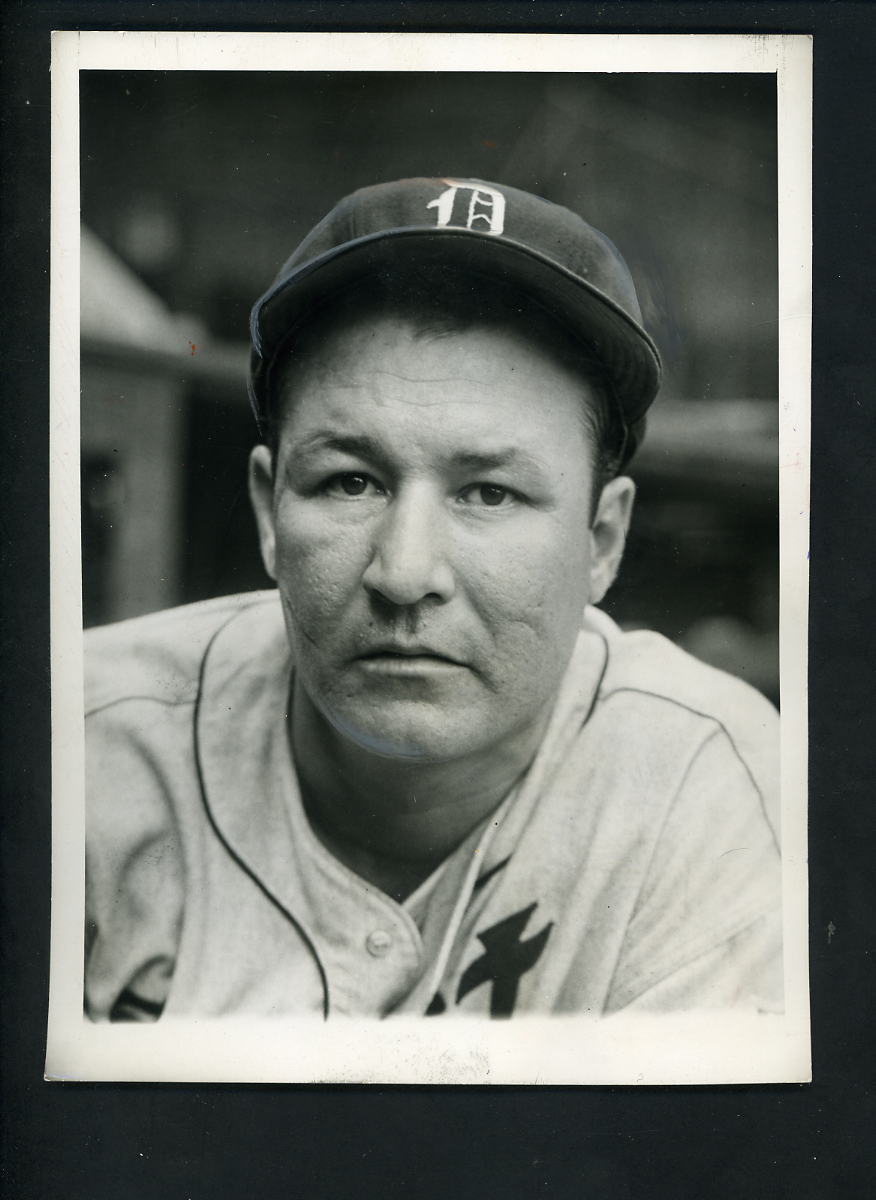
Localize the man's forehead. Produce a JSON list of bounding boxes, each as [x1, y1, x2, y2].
[[278, 307, 594, 399], [283, 308, 470, 374], [281, 328, 597, 437], [276, 365, 596, 489]]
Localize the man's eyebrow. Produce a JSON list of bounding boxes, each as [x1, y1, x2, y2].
[[288, 432, 388, 463], [450, 448, 550, 474], [287, 435, 551, 476]]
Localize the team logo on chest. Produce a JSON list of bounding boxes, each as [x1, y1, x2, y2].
[[426, 180, 507, 236], [426, 902, 553, 1018]]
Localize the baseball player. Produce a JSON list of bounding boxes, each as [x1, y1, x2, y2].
[[85, 178, 782, 1021]]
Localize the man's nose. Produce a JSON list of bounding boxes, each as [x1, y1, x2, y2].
[[362, 486, 455, 607]]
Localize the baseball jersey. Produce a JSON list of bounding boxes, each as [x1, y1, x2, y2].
[[84, 590, 782, 1021]]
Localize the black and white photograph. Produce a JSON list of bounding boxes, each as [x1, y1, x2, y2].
[[46, 31, 811, 1084]]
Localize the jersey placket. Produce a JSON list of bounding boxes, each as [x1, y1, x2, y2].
[[279, 764, 427, 1017]]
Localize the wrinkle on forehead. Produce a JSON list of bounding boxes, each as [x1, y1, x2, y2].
[[297, 367, 506, 403], [281, 314, 518, 391]]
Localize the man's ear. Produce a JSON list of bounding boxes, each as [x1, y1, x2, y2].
[[248, 444, 278, 582], [588, 475, 636, 606]]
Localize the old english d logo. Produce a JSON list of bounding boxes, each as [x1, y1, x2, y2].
[[426, 180, 506, 236], [456, 903, 553, 1017]]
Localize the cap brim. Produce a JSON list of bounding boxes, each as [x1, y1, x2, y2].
[[250, 226, 661, 427]]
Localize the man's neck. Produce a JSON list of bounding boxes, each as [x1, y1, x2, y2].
[[289, 680, 549, 901]]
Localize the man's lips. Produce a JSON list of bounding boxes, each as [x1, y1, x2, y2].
[[356, 643, 466, 666], [352, 643, 472, 679]]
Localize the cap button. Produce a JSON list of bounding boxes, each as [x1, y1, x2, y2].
[[365, 929, 393, 958]]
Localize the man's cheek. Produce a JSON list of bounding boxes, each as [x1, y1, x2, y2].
[[469, 535, 588, 624], [276, 538, 363, 637], [468, 545, 587, 677], [278, 516, 365, 588]]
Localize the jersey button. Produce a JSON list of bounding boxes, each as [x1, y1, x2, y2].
[[365, 929, 393, 957]]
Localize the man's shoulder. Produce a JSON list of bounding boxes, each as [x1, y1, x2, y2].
[[566, 614, 777, 840], [582, 613, 779, 833], [85, 590, 283, 715], [596, 619, 778, 736]]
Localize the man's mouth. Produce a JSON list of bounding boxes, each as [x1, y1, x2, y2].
[[356, 643, 467, 673]]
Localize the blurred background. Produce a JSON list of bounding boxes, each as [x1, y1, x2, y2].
[[80, 71, 779, 702]]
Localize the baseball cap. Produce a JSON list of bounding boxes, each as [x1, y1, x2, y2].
[[248, 177, 662, 453]]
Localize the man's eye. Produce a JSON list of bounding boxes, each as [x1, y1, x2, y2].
[[463, 483, 513, 508], [324, 472, 382, 498]]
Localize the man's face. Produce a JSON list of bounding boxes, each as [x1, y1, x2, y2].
[[250, 313, 633, 763]]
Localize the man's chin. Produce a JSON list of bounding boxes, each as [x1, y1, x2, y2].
[[321, 703, 479, 764]]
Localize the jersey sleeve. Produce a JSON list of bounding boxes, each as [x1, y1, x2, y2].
[[605, 724, 783, 1014], [85, 700, 189, 1021]]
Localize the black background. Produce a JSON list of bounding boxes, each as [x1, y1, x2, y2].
[[2, 3, 874, 1197]]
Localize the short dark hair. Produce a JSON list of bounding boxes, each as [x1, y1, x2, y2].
[[264, 265, 632, 517]]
